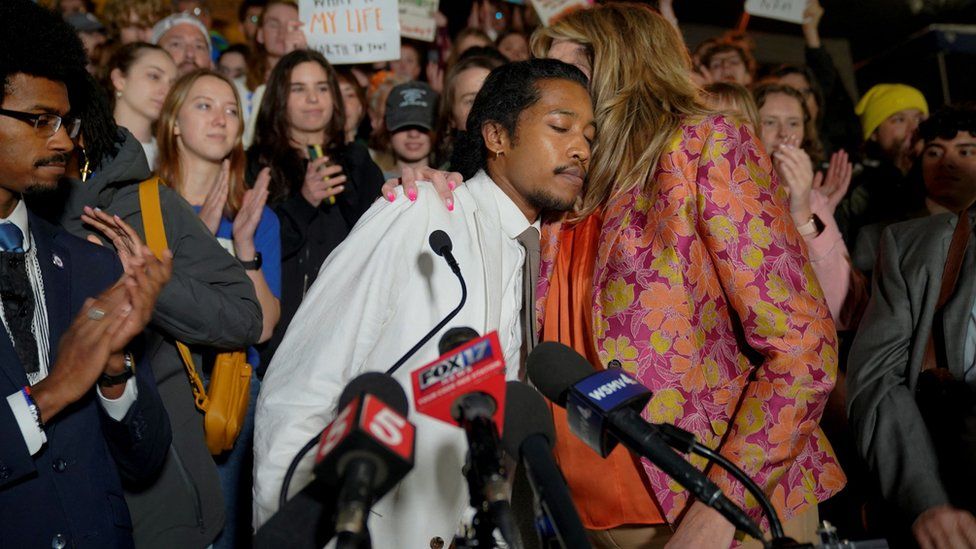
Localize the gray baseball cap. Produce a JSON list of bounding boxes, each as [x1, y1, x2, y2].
[[65, 12, 105, 33], [385, 82, 438, 132], [151, 12, 212, 56]]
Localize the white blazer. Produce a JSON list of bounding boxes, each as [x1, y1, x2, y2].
[[254, 171, 524, 547]]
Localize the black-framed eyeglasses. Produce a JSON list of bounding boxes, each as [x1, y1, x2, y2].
[[0, 108, 81, 139]]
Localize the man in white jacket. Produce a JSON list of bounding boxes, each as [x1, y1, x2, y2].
[[254, 59, 595, 546]]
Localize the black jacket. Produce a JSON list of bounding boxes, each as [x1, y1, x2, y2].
[[246, 142, 384, 371], [0, 213, 171, 549], [35, 128, 263, 548]]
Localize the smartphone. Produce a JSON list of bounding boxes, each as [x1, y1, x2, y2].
[[307, 144, 337, 205], [427, 49, 440, 66]]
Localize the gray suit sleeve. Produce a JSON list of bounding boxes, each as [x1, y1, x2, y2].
[[846, 225, 950, 521], [150, 188, 262, 349]]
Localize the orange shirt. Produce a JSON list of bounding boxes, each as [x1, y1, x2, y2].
[[541, 213, 666, 529]]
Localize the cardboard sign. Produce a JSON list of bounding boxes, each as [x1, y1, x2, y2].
[[399, 0, 438, 42], [744, 0, 807, 24], [300, 0, 400, 64], [529, 0, 591, 27]]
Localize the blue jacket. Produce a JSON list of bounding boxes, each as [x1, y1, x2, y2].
[[0, 212, 171, 549]]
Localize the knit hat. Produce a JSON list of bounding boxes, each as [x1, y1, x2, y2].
[[855, 83, 929, 141], [151, 13, 212, 57]]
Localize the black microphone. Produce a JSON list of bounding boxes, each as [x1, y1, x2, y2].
[[430, 229, 460, 274], [503, 381, 591, 549], [386, 231, 469, 375], [527, 342, 765, 543], [256, 373, 416, 549]]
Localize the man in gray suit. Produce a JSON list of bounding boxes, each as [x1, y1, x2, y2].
[[848, 107, 976, 549]]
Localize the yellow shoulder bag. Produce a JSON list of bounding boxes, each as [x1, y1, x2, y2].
[[138, 177, 253, 455]]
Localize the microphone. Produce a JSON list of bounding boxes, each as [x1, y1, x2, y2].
[[315, 374, 416, 549], [430, 229, 460, 274], [502, 381, 591, 549], [410, 329, 522, 548], [527, 342, 765, 543], [386, 231, 468, 375], [256, 373, 416, 549]]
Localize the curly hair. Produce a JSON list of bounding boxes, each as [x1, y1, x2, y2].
[[452, 59, 589, 180], [1, 0, 122, 170], [919, 103, 976, 143]]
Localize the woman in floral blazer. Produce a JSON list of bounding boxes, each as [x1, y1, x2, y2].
[[532, 4, 845, 547]]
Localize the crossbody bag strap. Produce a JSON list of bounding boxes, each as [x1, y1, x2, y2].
[[138, 178, 210, 411]]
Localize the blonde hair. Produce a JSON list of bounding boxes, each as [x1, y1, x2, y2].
[[531, 3, 712, 217], [703, 82, 761, 131], [157, 70, 247, 217]]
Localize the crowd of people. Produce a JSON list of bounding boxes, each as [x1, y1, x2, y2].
[[1, 0, 975, 548]]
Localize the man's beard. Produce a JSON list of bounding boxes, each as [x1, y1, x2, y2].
[[526, 187, 576, 214]]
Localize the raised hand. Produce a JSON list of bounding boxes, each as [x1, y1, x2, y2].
[[772, 136, 816, 225], [301, 155, 346, 208], [233, 167, 271, 260], [812, 149, 853, 216], [82, 206, 151, 275], [199, 159, 230, 234]]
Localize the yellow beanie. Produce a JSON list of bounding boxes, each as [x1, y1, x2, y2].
[[855, 84, 929, 141]]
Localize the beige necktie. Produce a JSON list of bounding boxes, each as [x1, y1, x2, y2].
[[516, 226, 541, 379]]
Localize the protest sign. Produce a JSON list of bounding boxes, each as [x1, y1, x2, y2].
[[301, 0, 400, 64], [529, 0, 590, 27], [744, 0, 807, 24], [399, 0, 438, 42]]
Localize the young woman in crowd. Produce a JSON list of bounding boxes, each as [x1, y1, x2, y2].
[[392, 4, 844, 547], [753, 82, 860, 327], [336, 69, 368, 146], [496, 29, 530, 61], [247, 49, 385, 364], [155, 69, 281, 549], [105, 42, 177, 169], [434, 54, 504, 167]]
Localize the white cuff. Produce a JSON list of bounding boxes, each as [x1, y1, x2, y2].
[[6, 391, 46, 455], [96, 378, 138, 421]]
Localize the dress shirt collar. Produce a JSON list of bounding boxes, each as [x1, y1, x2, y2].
[[0, 199, 32, 252], [484, 172, 542, 240]]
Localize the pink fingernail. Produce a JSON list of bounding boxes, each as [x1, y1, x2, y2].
[[387, 192, 396, 202], [408, 189, 417, 202], [448, 180, 456, 191], [446, 198, 454, 212]]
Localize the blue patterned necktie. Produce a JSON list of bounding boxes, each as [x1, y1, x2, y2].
[[0, 223, 24, 253], [0, 222, 38, 374]]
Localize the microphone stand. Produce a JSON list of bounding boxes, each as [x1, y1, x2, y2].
[[653, 424, 803, 547], [386, 247, 467, 375]]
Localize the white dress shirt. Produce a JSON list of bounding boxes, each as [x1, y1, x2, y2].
[[2, 199, 137, 455]]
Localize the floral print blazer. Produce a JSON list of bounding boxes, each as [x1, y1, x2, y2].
[[537, 115, 846, 528]]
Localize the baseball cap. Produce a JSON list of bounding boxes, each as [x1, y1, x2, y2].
[[65, 12, 105, 34], [385, 82, 438, 133]]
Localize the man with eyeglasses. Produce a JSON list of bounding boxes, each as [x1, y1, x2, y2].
[[0, 1, 174, 547]]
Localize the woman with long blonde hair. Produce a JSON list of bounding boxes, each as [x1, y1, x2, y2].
[[156, 69, 281, 549], [524, 6, 842, 547]]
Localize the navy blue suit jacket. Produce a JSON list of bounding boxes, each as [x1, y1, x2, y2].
[[0, 212, 171, 548]]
